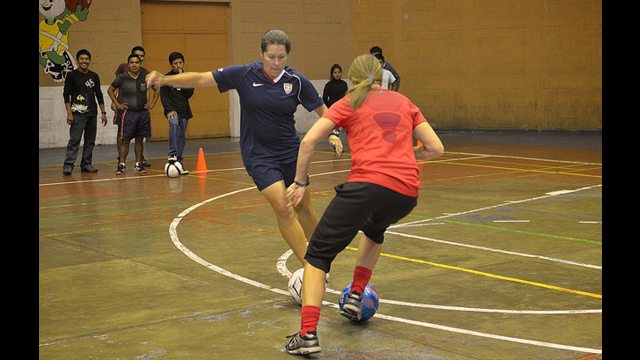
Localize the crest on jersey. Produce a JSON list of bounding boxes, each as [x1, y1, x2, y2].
[[283, 83, 293, 94]]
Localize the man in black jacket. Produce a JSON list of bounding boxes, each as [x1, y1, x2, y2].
[[160, 52, 195, 174], [62, 49, 107, 175]]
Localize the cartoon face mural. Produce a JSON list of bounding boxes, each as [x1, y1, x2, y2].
[[39, 0, 91, 83]]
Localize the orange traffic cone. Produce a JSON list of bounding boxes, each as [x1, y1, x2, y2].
[[196, 147, 208, 173]]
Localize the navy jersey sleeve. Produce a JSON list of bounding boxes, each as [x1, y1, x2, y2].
[[212, 64, 250, 93], [296, 74, 324, 112]]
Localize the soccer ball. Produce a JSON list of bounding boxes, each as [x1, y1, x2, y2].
[[287, 268, 330, 305], [339, 283, 379, 321], [164, 162, 182, 178], [288, 268, 304, 305]]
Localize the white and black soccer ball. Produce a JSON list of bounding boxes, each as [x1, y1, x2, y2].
[[164, 161, 182, 178], [288, 268, 304, 305], [287, 267, 330, 305]]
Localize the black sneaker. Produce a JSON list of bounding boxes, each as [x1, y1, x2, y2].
[[285, 331, 321, 355], [134, 163, 147, 174], [62, 164, 73, 175], [142, 157, 151, 167], [116, 163, 126, 175], [340, 291, 362, 321]]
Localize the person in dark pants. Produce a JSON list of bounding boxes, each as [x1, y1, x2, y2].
[[62, 49, 107, 175], [160, 52, 195, 174]]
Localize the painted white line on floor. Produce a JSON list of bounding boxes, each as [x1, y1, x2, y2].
[[169, 183, 602, 354]]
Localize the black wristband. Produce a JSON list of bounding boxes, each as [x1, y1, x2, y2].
[[293, 180, 306, 187]]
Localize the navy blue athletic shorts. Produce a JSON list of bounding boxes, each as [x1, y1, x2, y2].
[[246, 161, 309, 191], [305, 182, 418, 273], [117, 109, 151, 141]]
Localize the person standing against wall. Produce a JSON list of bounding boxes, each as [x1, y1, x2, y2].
[[108, 54, 159, 175], [160, 52, 195, 174], [322, 64, 348, 108], [370, 46, 401, 91], [113, 46, 152, 167], [62, 49, 107, 175], [373, 53, 397, 91]]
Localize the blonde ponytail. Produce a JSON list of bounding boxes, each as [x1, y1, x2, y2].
[[346, 54, 383, 110]]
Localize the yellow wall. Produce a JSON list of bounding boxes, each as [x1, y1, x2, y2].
[[39, 0, 601, 134]]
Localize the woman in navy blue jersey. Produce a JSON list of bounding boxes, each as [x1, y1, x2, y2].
[[147, 30, 342, 265]]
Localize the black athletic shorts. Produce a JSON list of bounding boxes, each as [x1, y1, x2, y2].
[[117, 109, 151, 141], [305, 182, 418, 273]]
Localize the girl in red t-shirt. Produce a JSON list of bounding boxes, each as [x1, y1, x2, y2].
[[284, 54, 444, 355]]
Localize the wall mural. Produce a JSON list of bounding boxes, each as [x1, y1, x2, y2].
[[39, 0, 92, 83]]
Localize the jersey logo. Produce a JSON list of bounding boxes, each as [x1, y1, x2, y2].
[[253, 82, 264, 87], [283, 83, 293, 94]]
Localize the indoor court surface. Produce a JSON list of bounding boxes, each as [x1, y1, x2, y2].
[[39, 132, 602, 359]]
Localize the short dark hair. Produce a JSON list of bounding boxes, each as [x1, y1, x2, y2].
[[128, 53, 141, 63], [168, 52, 184, 64], [131, 45, 145, 54], [76, 49, 91, 60], [370, 46, 383, 55]]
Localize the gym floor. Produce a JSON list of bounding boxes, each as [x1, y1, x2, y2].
[[39, 131, 602, 359]]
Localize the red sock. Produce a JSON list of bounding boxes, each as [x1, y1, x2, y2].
[[350, 266, 372, 296], [300, 305, 321, 337]]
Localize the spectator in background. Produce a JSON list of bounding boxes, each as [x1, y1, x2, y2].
[[113, 46, 152, 167], [108, 54, 159, 175], [322, 64, 348, 108], [370, 46, 401, 91], [160, 51, 195, 174], [374, 53, 397, 90], [62, 49, 107, 175]]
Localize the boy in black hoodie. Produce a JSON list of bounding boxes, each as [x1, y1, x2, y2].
[[160, 52, 195, 174]]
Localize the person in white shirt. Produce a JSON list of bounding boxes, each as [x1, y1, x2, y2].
[[374, 53, 397, 90]]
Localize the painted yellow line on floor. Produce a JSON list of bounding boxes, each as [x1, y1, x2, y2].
[[438, 161, 602, 178], [346, 247, 601, 299]]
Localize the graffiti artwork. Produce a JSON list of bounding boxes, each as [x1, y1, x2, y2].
[[39, 0, 92, 83]]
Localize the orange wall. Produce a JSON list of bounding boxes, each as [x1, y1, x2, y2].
[[39, 0, 601, 132], [350, 0, 602, 130]]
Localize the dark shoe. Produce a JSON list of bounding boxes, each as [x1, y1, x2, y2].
[[81, 165, 98, 173], [116, 163, 126, 175], [62, 164, 73, 175], [285, 331, 321, 355], [134, 163, 147, 174], [142, 157, 151, 167], [340, 291, 362, 321]]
